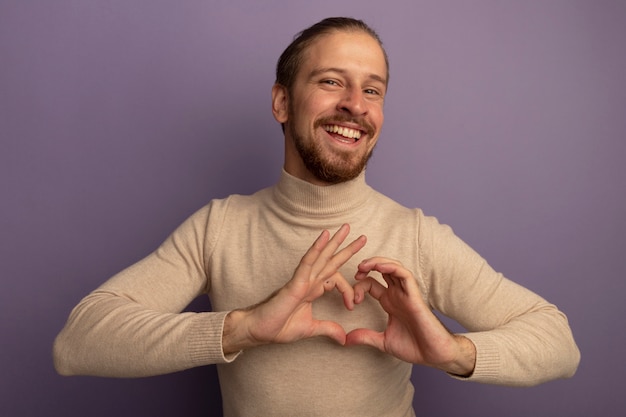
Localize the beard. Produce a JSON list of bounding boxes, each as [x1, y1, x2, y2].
[[288, 107, 376, 184]]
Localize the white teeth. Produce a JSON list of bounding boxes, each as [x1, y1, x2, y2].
[[324, 125, 362, 140]]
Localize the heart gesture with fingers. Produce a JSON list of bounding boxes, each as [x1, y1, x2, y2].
[[222, 226, 475, 377], [345, 258, 476, 376], [222, 224, 366, 354]]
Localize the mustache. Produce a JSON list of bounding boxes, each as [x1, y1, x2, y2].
[[315, 115, 376, 138]]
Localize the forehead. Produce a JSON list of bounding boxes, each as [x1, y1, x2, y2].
[[299, 30, 388, 83]]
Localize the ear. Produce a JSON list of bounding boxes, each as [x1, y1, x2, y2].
[[271, 83, 289, 124]]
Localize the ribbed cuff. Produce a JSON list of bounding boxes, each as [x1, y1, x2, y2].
[[450, 332, 501, 383], [187, 311, 242, 366]]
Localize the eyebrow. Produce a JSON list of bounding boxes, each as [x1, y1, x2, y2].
[[309, 67, 388, 86]]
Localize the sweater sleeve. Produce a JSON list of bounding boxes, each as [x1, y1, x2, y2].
[[418, 213, 580, 386], [53, 200, 239, 377]]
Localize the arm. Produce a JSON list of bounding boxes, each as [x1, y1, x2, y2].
[[53, 204, 227, 377], [423, 218, 580, 386], [346, 214, 580, 386], [54, 217, 366, 377]]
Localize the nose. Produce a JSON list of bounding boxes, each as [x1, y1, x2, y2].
[[337, 88, 367, 116]]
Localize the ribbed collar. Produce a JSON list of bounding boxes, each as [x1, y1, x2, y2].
[[272, 169, 373, 218]]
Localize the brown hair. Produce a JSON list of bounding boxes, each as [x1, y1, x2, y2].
[[275, 17, 389, 91]]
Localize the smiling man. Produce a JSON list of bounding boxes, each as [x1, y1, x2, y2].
[[276, 29, 385, 185], [54, 17, 580, 417]]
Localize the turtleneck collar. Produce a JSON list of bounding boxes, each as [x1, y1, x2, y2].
[[272, 169, 373, 218]]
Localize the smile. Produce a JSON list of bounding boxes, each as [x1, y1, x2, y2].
[[323, 124, 362, 140]]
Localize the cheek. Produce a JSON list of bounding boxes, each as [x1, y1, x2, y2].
[[292, 99, 318, 124], [373, 105, 384, 125], [368, 111, 384, 144], [307, 93, 339, 114]]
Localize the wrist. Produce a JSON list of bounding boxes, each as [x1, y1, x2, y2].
[[222, 309, 259, 355], [444, 335, 477, 377]]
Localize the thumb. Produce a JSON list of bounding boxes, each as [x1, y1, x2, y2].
[[345, 328, 384, 350], [311, 320, 348, 345]]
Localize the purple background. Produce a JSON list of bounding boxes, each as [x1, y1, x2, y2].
[[2, 1, 625, 416]]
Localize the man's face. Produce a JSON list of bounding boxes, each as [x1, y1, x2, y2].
[[273, 30, 387, 185]]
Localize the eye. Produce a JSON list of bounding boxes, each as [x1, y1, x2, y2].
[[322, 79, 339, 86], [364, 88, 384, 99]]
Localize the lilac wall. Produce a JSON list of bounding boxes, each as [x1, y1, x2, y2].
[[2, 1, 624, 416]]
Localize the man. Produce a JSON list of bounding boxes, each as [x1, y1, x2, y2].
[[54, 17, 580, 417]]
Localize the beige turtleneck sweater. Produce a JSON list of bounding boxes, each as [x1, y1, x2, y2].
[[54, 170, 580, 417]]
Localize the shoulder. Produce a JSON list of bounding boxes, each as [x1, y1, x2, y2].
[[188, 185, 274, 221], [179, 186, 275, 240], [366, 188, 444, 231], [366, 188, 466, 261]]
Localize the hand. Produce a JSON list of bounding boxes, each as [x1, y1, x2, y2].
[[223, 224, 366, 354], [345, 258, 476, 376]]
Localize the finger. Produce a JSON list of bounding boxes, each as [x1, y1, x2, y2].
[[309, 224, 352, 277], [374, 263, 419, 296], [357, 261, 410, 283], [381, 273, 395, 289], [353, 277, 387, 304], [328, 272, 356, 310], [355, 257, 402, 280], [327, 234, 367, 273], [358, 257, 402, 271], [321, 224, 351, 258], [299, 229, 332, 269], [315, 231, 367, 280]]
